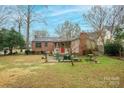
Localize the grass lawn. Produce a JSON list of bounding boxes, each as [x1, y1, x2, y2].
[[0, 55, 124, 88]]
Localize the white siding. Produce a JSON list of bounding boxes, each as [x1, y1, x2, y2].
[[86, 39, 96, 49], [71, 39, 80, 53]]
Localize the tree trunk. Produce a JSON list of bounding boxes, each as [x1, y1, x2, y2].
[[18, 19, 21, 33], [45, 54, 48, 62], [45, 52, 48, 63], [18, 20, 22, 55], [26, 21, 29, 50], [4, 49, 7, 56], [69, 42, 74, 66], [71, 61, 74, 66], [9, 48, 13, 55], [26, 6, 30, 50], [119, 48, 122, 57]]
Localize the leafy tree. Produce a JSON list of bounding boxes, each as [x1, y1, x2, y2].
[[114, 26, 124, 41], [105, 26, 124, 56], [7, 28, 25, 54], [104, 42, 123, 56], [0, 28, 8, 50], [0, 28, 25, 54], [114, 26, 124, 57]]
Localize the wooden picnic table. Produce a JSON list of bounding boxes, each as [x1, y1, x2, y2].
[[56, 53, 81, 62]]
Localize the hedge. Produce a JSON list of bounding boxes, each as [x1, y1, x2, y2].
[[104, 42, 123, 56]]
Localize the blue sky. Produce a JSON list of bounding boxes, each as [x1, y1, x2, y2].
[[30, 5, 92, 36]]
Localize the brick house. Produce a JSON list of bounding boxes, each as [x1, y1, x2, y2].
[[32, 32, 97, 55]]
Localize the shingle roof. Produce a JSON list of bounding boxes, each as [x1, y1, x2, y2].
[[32, 32, 103, 42], [86, 31, 106, 40], [32, 37, 74, 42], [32, 37, 59, 42]]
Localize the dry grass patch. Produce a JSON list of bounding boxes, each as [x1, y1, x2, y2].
[[0, 68, 34, 87], [0, 55, 124, 87], [0, 55, 42, 63]]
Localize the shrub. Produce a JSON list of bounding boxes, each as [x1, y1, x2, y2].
[[31, 51, 35, 54], [25, 50, 30, 55], [104, 42, 123, 56]]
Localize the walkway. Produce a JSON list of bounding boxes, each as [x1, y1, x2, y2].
[[47, 55, 58, 63]]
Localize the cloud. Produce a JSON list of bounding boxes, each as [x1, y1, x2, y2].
[[48, 8, 83, 17], [46, 5, 91, 17]]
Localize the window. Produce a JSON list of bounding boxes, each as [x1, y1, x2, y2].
[[45, 42, 48, 47], [35, 42, 41, 48]]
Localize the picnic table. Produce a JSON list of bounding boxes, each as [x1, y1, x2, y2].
[[57, 54, 72, 62], [56, 53, 81, 62]]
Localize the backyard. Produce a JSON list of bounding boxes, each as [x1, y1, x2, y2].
[[0, 55, 123, 88]]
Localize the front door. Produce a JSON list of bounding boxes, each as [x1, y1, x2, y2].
[[61, 47, 65, 53]]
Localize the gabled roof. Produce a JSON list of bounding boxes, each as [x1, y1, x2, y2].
[[86, 31, 106, 40]]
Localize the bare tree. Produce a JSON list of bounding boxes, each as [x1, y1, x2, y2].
[[34, 29, 49, 38], [17, 5, 46, 50], [15, 6, 23, 33], [25, 6, 31, 50], [84, 6, 108, 43], [83, 6, 109, 53], [0, 6, 11, 28], [55, 21, 81, 40], [55, 20, 81, 53], [106, 5, 124, 41], [9, 6, 23, 33]]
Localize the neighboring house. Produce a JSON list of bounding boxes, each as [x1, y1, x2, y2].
[[32, 32, 97, 55]]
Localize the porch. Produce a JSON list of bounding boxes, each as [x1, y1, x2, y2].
[[53, 41, 71, 54]]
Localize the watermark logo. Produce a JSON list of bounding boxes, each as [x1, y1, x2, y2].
[[88, 76, 120, 87]]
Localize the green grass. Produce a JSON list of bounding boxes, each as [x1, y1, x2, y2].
[[0, 55, 124, 88]]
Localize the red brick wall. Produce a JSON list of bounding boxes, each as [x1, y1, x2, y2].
[[32, 41, 55, 53], [79, 33, 87, 55]]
